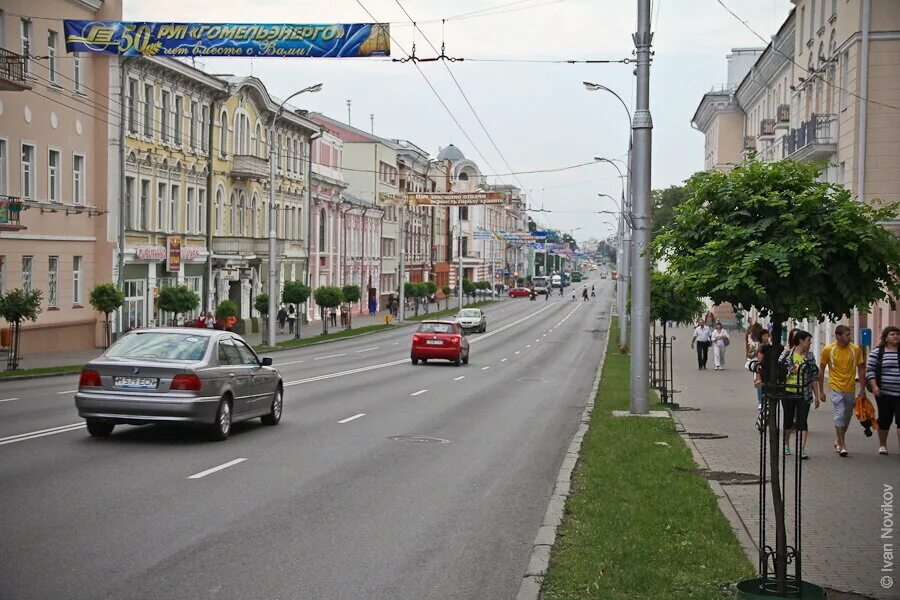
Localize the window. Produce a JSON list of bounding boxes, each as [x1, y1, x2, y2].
[[0, 10, 5, 50], [143, 84, 154, 138], [174, 96, 183, 144], [22, 256, 32, 294], [237, 192, 245, 236], [229, 192, 236, 235], [125, 176, 134, 230], [840, 50, 849, 110], [255, 123, 262, 157], [161, 91, 171, 142], [319, 208, 326, 251], [0, 139, 7, 195], [48, 149, 60, 202], [810, 1, 816, 40], [235, 340, 260, 365], [139, 179, 150, 229], [47, 30, 58, 84], [170, 184, 179, 232], [127, 79, 138, 133], [198, 189, 206, 235], [215, 188, 223, 234], [21, 143, 35, 200], [201, 105, 209, 152], [73, 54, 82, 93], [110, 332, 210, 361], [73, 154, 85, 205], [819, 0, 825, 28], [276, 134, 282, 171], [124, 280, 146, 331], [48, 256, 58, 307], [459, 206, 468, 221], [831, 0, 837, 18], [800, 7, 805, 47], [0, 255, 5, 294], [189, 100, 198, 149], [72, 256, 82, 305], [219, 110, 228, 156], [20, 19, 32, 76], [186, 187, 195, 233], [157, 182, 167, 231]]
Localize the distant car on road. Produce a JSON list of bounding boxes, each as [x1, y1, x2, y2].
[[75, 329, 283, 441], [410, 321, 470, 366], [456, 308, 487, 333], [601, 272, 608, 279], [508, 287, 531, 298]]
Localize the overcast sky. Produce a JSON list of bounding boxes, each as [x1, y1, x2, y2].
[[128, 0, 792, 241]]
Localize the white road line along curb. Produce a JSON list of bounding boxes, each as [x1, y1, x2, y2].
[[516, 304, 609, 600]]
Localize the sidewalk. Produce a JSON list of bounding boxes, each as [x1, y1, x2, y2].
[[668, 325, 897, 599]]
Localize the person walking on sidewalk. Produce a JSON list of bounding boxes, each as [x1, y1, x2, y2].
[[287, 305, 296, 335], [691, 319, 713, 370], [277, 306, 287, 334], [866, 325, 900, 455], [750, 329, 772, 412], [711, 322, 730, 370], [818, 324, 866, 457], [779, 331, 821, 459]]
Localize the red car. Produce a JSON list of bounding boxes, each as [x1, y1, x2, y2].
[[410, 321, 470, 366], [509, 287, 531, 298]]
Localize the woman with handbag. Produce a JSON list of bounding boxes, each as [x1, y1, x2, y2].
[[712, 321, 731, 370]]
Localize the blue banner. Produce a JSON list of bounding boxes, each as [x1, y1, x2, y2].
[[63, 21, 390, 58]]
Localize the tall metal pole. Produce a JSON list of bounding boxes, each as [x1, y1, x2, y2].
[[458, 217, 464, 310], [621, 145, 633, 348], [267, 121, 278, 347], [398, 204, 406, 322], [630, 0, 653, 414]]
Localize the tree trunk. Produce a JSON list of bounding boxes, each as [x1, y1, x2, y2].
[[294, 304, 301, 339], [415, 298, 419, 317], [106, 315, 112, 349], [767, 316, 788, 592], [321, 307, 328, 335]]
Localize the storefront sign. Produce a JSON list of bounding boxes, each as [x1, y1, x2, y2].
[[167, 236, 182, 272], [407, 192, 509, 206], [181, 246, 203, 261], [63, 21, 390, 58], [135, 246, 166, 261]]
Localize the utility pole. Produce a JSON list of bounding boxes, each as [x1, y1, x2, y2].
[[346, 99, 352, 126], [398, 204, 406, 322], [621, 149, 633, 349], [370, 113, 375, 134], [457, 217, 464, 310], [630, 0, 653, 414]]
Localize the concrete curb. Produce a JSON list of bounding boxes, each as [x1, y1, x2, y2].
[[0, 368, 82, 383], [515, 313, 610, 600]]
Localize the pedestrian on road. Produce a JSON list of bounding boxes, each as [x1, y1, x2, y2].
[[779, 330, 821, 459], [277, 306, 287, 333], [287, 305, 296, 335], [582, 288, 589, 302], [712, 321, 730, 370], [818, 324, 866, 457], [691, 319, 713, 370], [866, 325, 900, 455]]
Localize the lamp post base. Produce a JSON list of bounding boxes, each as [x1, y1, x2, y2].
[[735, 578, 827, 599]]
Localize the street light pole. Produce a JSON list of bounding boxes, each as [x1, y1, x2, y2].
[[266, 83, 322, 347], [630, 0, 653, 414]]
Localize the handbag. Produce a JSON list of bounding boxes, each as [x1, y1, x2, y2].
[[723, 336, 730, 347]]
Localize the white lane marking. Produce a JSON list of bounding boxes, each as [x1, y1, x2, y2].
[[526, 344, 531, 348], [57, 390, 78, 395], [536, 339, 541, 342], [410, 389, 429, 396], [283, 303, 557, 388], [392, 342, 399, 345], [500, 358, 508, 362], [0, 398, 20, 403], [188, 458, 247, 480], [481, 366, 490, 371], [0, 422, 85, 446], [338, 413, 366, 424], [276, 359, 305, 366], [453, 376, 465, 381], [314, 353, 347, 361], [515, 351, 521, 355], [355, 347, 379, 353]]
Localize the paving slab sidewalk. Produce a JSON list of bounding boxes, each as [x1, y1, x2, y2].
[[668, 325, 898, 599]]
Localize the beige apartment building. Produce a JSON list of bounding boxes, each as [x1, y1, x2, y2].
[[693, 0, 900, 339], [0, 0, 122, 353]]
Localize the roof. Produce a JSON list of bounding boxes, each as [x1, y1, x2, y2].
[[436, 144, 465, 162]]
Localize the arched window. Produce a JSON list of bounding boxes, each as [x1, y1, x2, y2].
[[459, 172, 469, 181], [215, 188, 223, 234], [219, 110, 228, 157], [238, 192, 246, 236], [229, 192, 236, 235], [251, 192, 259, 237], [319, 208, 327, 251], [255, 123, 262, 157]]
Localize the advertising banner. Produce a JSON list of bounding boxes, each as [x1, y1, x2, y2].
[[63, 21, 390, 58], [167, 236, 182, 272], [407, 192, 508, 206], [472, 230, 494, 240]]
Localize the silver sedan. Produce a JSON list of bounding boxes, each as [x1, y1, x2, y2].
[[455, 308, 487, 333], [75, 328, 283, 441]]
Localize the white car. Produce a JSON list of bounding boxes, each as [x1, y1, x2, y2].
[[455, 308, 487, 333]]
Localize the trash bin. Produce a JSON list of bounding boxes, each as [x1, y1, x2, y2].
[[0, 327, 10, 348]]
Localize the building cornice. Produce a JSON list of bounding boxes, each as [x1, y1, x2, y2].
[[68, 0, 103, 12], [734, 15, 795, 110], [691, 92, 740, 131]]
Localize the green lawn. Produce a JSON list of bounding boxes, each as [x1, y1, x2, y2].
[[540, 317, 754, 600], [254, 323, 396, 352], [0, 365, 83, 379]]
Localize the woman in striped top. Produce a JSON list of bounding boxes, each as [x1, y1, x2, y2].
[[866, 325, 900, 455]]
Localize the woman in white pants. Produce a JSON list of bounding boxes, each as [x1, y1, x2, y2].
[[712, 321, 730, 370]]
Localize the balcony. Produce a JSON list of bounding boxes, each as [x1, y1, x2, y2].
[[758, 119, 776, 140], [0, 196, 25, 231], [787, 114, 838, 162], [211, 236, 297, 259], [0, 49, 30, 92], [230, 154, 269, 180], [742, 136, 757, 152], [776, 104, 790, 129]]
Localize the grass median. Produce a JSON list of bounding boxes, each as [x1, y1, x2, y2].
[[540, 317, 754, 600]]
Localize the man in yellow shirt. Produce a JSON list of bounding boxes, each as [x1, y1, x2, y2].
[[818, 324, 867, 456]]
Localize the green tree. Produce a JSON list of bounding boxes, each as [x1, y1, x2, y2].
[[651, 158, 900, 587], [404, 282, 424, 316], [156, 285, 200, 326], [254, 293, 269, 332], [314, 287, 343, 335], [651, 184, 688, 234], [462, 279, 476, 303], [282, 281, 311, 339], [422, 281, 437, 314], [0, 288, 42, 370], [442, 285, 452, 310], [215, 300, 238, 322], [89, 283, 125, 348], [650, 271, 704, 340], [341, 284, 361, 330]]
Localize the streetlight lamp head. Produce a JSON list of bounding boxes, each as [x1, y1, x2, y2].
[[583, 81, 601, 91], [307, 83, 324, 93]]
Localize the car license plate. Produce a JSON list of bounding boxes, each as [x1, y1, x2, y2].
[[113, 377, 159, 389], [426, 340, 443, 345]]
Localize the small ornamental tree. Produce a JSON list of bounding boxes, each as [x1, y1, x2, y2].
[[441, 286, 452, 310], [157, 285, 201, 326], [215, 300, 238, 330], [282, 281, 311, 339], [404, 282, 422, 316], [462, 278, 476, 303], [0, 288, 43, 370], [254, 293, 269, 331], [314, 287, 343, 335], [341, 284, 361, 330], [422, 281, 437, 314], [649, 271, 704, 340], [651, 158, 900, 590], [89, 283, 125, 348], [516, 277, 525, 286]]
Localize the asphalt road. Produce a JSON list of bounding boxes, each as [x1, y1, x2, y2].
[[0, 282, 613, 600]]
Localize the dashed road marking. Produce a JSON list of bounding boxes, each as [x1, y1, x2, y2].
[[315, 353, 347, 361], [515, 351, 521, 355], [453, 376, 465, 381], [0, 422, 84, 446], [57, 390, 78, 395], [0, 398, 19, 403], [355, 347, 379, 353], [188, 458, 247, 480], [500, 358, 508, 362], [338, 413, 366, 424], [481, 366, 490, 371], [410, 389, 429, 396]]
